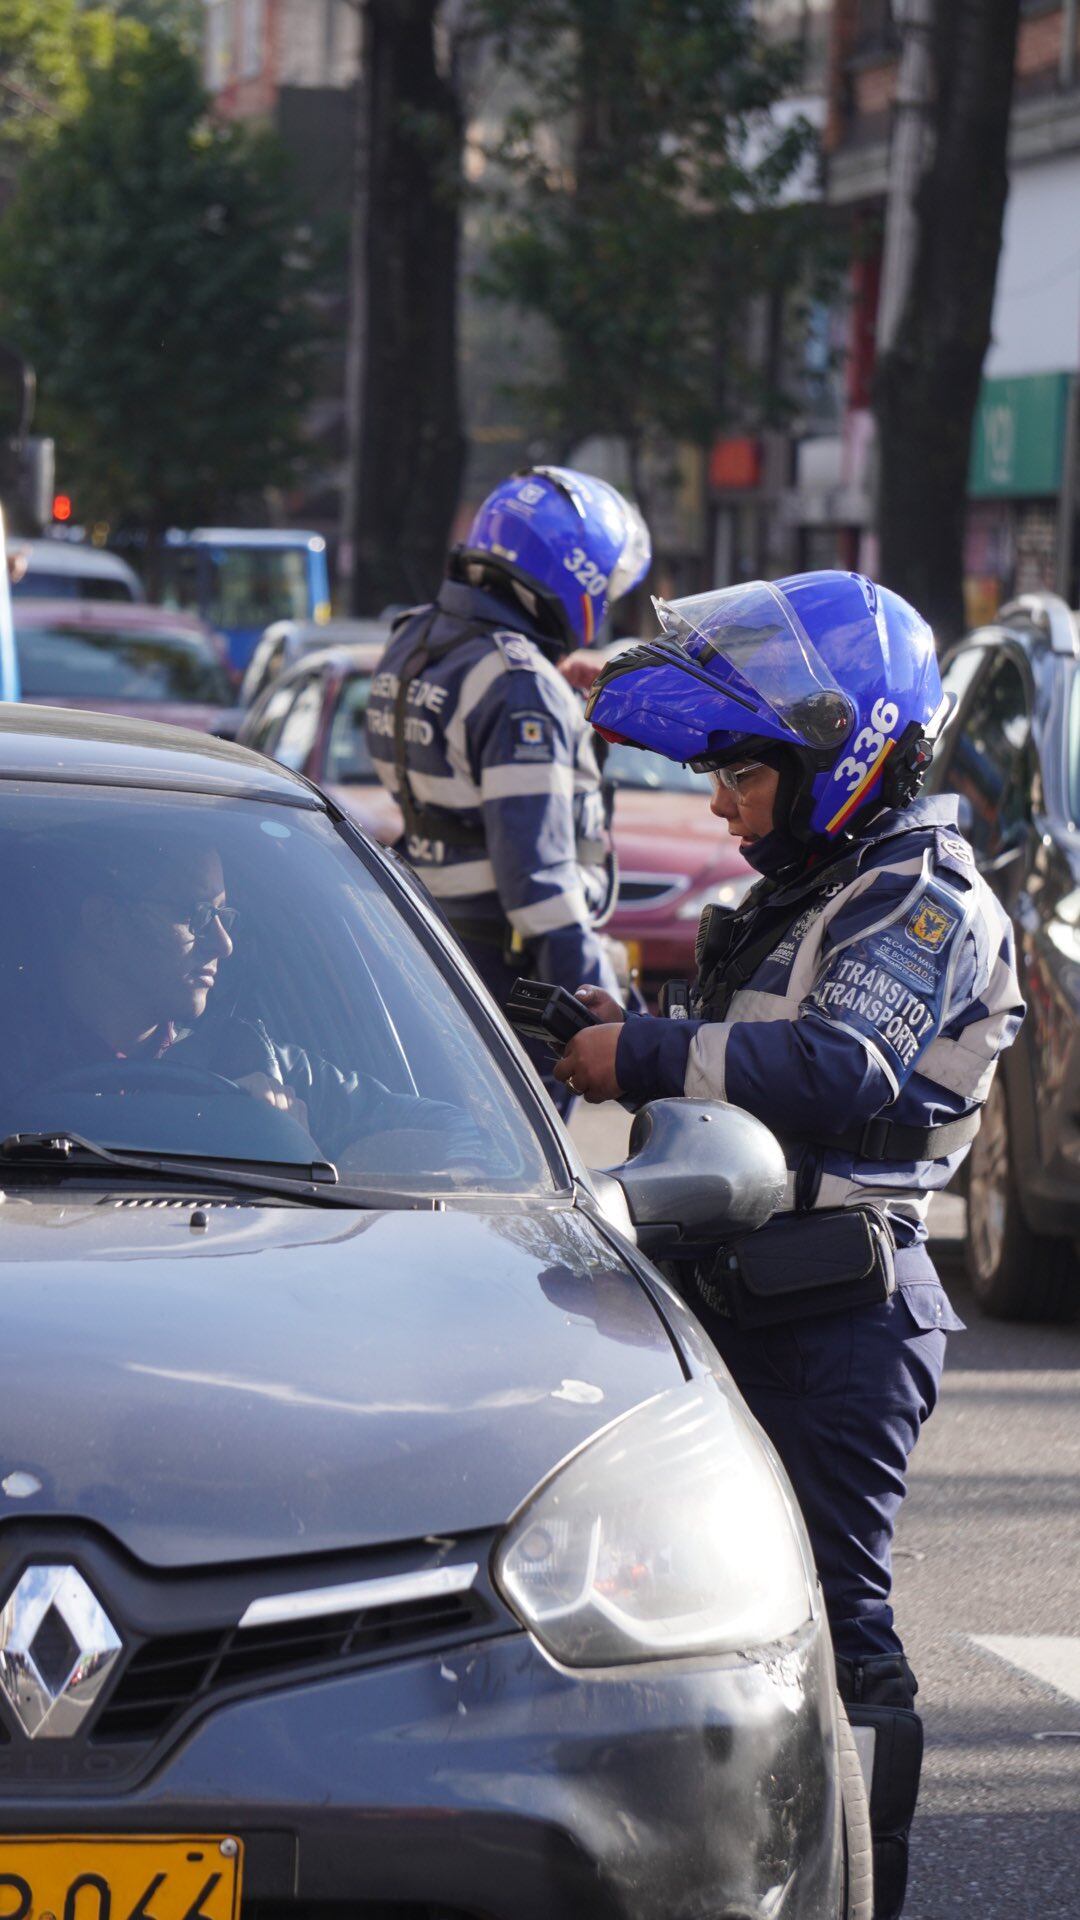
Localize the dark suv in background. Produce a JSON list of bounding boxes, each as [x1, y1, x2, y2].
[[931, 592, 1080, 1320]]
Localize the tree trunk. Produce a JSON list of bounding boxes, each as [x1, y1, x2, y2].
[[873, 0, 1021, 645], [347, 0, 465, 615]]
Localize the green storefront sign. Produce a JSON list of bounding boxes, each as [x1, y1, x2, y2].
[[969, 371, 1072, 498]]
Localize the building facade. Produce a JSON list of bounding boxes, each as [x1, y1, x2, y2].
[[204, 0, 359, 115], [202, 2, 359, 551], [813, 0, 1080, 618]]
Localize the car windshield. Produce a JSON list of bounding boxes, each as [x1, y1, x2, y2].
[[0, 786, 555, 1198], [604, 742, 712, 793], [205, 547, 309, 629], [13, 573, 134, 602], [14, 625, 234, 704]]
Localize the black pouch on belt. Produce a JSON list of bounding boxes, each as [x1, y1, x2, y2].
[[699, 1206, 897, 1329]]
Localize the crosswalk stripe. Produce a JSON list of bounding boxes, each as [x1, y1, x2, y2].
[[972, 1635, 1080, 1706]]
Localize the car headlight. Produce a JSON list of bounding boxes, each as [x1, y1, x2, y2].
[[494, 1380, 814, 1667], [675, 873, 755, 920]]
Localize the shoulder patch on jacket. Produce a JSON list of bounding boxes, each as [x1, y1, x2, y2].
[[808, 870, 969, 1084], [905, 895, 959, 952], [509, 710, 555, 762], [491, 629, 540, 669]]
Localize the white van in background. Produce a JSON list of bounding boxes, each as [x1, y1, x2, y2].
[[9, 537, 144, 603]]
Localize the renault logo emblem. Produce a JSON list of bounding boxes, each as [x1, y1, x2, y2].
[[0, 1566, 121, 1739]]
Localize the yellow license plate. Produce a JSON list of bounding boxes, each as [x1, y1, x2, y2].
[[0, 1835, 243, 1920]]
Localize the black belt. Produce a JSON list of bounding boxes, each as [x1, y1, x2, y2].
[[798, 1108, 981, 1163]]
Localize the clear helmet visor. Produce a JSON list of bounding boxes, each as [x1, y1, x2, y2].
[[608, 498, 651, 602], [652, 580, 854, 752]]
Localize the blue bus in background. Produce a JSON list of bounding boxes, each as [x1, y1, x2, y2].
[[159, 528, 332, 672]]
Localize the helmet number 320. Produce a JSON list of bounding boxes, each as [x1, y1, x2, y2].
[[833, 697, 901, 793], [563, 547, 608, 597]]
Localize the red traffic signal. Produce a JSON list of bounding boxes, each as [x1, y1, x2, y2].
[[52, 493, 72, 523]]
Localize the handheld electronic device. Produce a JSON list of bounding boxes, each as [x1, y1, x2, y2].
[[504, 978, 601, 1056]]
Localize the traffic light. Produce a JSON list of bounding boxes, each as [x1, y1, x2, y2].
[[52, 492, 72, 524]]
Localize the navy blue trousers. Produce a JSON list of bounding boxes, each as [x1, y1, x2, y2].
[[705, 1243, 958, 1664]]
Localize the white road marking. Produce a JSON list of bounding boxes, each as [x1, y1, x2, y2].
[[944, 1370, 1080, 1393], [972, 1635, 1080, 1706]]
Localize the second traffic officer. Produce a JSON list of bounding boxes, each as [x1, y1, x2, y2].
[[365, 466, 650, 1097]]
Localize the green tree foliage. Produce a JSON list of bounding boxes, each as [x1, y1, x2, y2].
[[474, 0, 822, 471], [104, 1, 202, 48], [0, 31, 318, 534], [0, 0, 121, 155]]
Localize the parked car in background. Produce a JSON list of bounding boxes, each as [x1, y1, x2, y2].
[[240, 615, 391, 709], [158, 527, 331, 673], [236, 639, 400, 842], [604, 742, 753, 1002], [930, 591, 1080, 1320], [9, 537, 144, 603], [12, 601, 239, 735], [0, 701, 864, 1920]]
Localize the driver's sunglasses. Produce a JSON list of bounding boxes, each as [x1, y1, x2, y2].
[[143, 898, 240, 939], [710, 761, 765, 795]]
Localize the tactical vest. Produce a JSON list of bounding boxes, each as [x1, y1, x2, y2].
[[391, 612, 616, 941]]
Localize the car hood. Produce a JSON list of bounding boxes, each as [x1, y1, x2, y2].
[[0, 1196, 682, 1568]]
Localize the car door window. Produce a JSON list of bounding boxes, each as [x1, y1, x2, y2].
[[245, 681, 298, 756], [275, 676, 325, 771], [326, 674, 375, 783], [939, 645, 988, 722], [240, 637, 285, 707], [1060, 668, 1068, 825], [945, 655, 1033, 860]]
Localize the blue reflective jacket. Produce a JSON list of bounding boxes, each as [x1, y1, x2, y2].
[[366, 581, 618, 994], [615, 797, 1025, 1244]]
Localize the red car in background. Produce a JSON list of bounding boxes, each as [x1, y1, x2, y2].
[[603, 742, 753, 1002], [12, 600, 238, 734], [239, 646, 753, 1003]]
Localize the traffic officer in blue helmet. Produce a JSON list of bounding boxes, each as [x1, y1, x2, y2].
[[555, 572, 1025, 1919], [366, 466, 651, 1101]]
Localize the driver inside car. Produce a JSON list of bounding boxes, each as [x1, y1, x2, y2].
[[8, 835, 486, 1175]]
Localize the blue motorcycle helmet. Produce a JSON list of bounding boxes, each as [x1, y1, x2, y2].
[[451, 465, 651, 652], [585, 571, 952, 843]]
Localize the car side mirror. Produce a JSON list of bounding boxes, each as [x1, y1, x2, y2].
[[605, 1099, 786, 1257]]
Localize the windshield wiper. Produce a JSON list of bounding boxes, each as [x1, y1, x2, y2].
[[0, 1130, 406, 1209]]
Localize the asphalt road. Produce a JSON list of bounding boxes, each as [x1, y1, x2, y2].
[[568, 1102, 1080, 1920]]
